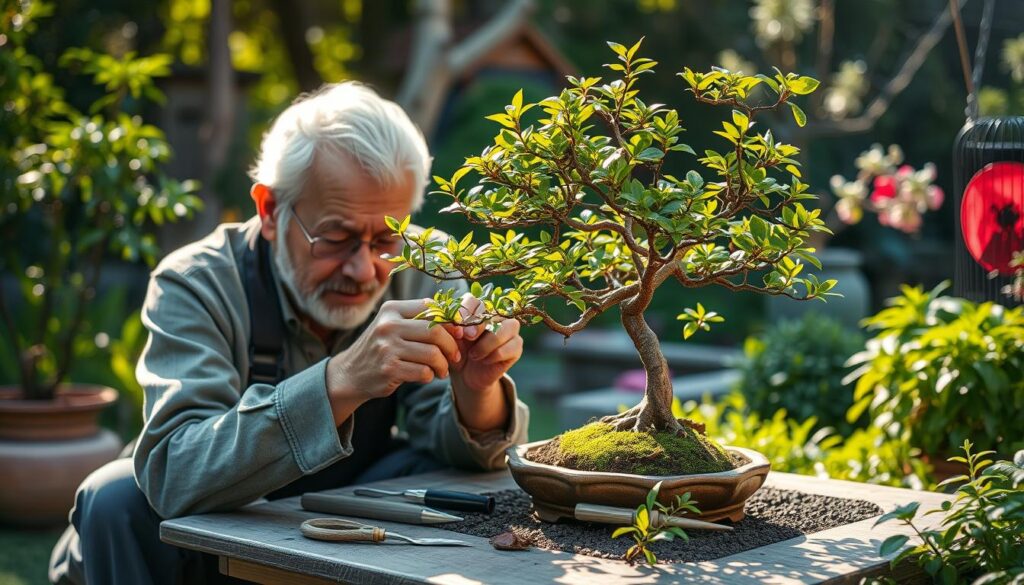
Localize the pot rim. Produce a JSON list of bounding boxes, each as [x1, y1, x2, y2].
[[508, 439, 769, 481], [0, 385, 119, 412]]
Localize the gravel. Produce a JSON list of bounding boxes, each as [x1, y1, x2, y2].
[[444, 487, 882, 563]]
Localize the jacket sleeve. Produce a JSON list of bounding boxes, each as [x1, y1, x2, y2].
[[132, 266, 354, 518], [397, 270, 529, 471], [403, 376, 530, 471]]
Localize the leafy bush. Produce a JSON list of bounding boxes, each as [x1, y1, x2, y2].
[[740, 312, 864, 432], [875, 442, 1024, 584], [0, 2, 201, 399], [674, 393, 931, 489], [846, 282, 1024, 457]]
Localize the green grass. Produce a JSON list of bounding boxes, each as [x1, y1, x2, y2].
[[0, 528, 60, 585]]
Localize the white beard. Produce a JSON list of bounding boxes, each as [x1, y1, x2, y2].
[[273, 217, 387, 331]]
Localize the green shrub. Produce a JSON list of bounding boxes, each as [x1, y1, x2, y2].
[[740, 312, 864, 433], [0, 1, 201, 400], [846, 282, 1024, 458], [874, 442, 1024, 584], [675, 392, 931, 489]]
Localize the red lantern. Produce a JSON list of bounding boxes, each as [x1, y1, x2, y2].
[[960, 161, 1024, 275], [953, 117, 1024, 306]]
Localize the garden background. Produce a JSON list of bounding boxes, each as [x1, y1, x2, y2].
[[2, 0, 1023, 583]]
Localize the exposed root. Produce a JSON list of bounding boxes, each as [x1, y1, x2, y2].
[[599, 407, 692, 434], [678, 418, 706, 435]]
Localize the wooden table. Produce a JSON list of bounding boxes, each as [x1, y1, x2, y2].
[[161, 470, 949, 584]]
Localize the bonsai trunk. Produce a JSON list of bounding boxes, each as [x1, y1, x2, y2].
[[601, 311, 680, 433]]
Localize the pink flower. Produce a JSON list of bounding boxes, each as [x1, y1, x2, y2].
[[926, 185, 944, 210], [871, 174, 897, 203]]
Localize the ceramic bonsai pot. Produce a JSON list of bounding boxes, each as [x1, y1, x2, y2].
[[506, 439, 770, 523], [0, 386, 122, 527]]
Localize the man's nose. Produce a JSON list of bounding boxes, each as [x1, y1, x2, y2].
[[340, 243, 377, 282]]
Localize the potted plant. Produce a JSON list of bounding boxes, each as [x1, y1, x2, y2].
[[388, 39, 834, 522], [844, 282, 1024, 479], [0, 3, 200, 526]]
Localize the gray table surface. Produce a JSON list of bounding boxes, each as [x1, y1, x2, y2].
[[161, 468, 948, 584]]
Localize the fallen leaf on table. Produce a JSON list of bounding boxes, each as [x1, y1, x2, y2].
[[490, 531, 531, 551]]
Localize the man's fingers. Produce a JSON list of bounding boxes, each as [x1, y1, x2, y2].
[[396, 341, 450, 379], [483, 335, 523, 365], [394, 359, 438, 385], [397, 320, 461, 364], [468, 319, 521, 361]]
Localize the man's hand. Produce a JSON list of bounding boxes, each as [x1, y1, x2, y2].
[[325, 299, 461, 423], [446, 294, 523, 432]]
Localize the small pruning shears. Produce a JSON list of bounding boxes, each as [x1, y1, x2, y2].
[[300, 518, 471, 547]]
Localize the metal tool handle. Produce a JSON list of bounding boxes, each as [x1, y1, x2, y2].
[[301, 518, 386, 543], [424, 490, 496, 514], [574, 503, 636, 525], [302, 493, 432, 524]]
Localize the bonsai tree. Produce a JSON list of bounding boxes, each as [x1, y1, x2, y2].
[[0, 2, 201, 400], [388, 39, 834, 445]]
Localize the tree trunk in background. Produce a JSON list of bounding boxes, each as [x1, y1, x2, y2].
[[358, 0, 407, 90], [396, 0, 533, 137], [271, 0, 323, 92], [190, 0, 235, 241]]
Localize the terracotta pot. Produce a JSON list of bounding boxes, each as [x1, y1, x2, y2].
[[506, 440, 770, 523], [0, 386, 122, 527]]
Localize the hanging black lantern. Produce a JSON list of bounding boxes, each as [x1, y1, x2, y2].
[[952, 118, 1024, 306]]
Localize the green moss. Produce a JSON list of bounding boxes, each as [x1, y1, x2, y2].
[[556, 422, 736, 475]]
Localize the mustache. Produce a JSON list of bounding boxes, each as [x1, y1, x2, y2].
[[315, 274, 380, 296]]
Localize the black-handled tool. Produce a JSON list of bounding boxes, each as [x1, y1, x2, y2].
[[353, 488, 495, 514]]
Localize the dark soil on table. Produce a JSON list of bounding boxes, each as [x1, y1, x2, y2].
[[444, 487, 882, 564]]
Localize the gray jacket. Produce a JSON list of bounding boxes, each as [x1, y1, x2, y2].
[[132, 217, 529, 518]]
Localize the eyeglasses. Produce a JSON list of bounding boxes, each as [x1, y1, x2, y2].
[[290, 209, 402, 261]]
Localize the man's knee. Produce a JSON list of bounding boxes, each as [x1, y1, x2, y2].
[[72, 458, 155, 537]]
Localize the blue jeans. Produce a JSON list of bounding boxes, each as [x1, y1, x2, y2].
[[49, 447, 443, 585]]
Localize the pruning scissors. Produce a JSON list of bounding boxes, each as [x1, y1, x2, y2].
[[300, 518, 471, 547]]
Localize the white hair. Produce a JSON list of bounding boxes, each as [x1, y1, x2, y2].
[[249, 81, 431, 210]]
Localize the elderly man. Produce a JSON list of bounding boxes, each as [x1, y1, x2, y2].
[[49, 82, 529, 585]]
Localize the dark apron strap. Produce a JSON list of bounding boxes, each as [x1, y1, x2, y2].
[[241, 235, 285, 386]]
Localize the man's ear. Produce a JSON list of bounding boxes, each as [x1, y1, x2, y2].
[[251, 183, 278, 243]]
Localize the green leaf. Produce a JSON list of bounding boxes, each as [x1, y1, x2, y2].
[[636, 147, 664, 161], [611, 526, 637, 539], [731, 110, 749, 130], [874, 502, 920, 526], [384, 216, 401, 232], [511, 89, 524, 114], [879, 534, 909, 557], [646, 482, 662, 512], [788, 76, 820, 95], [607, 41, 628, 57], [788, 102, 807, 127], [636, 506, 649, 534]]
